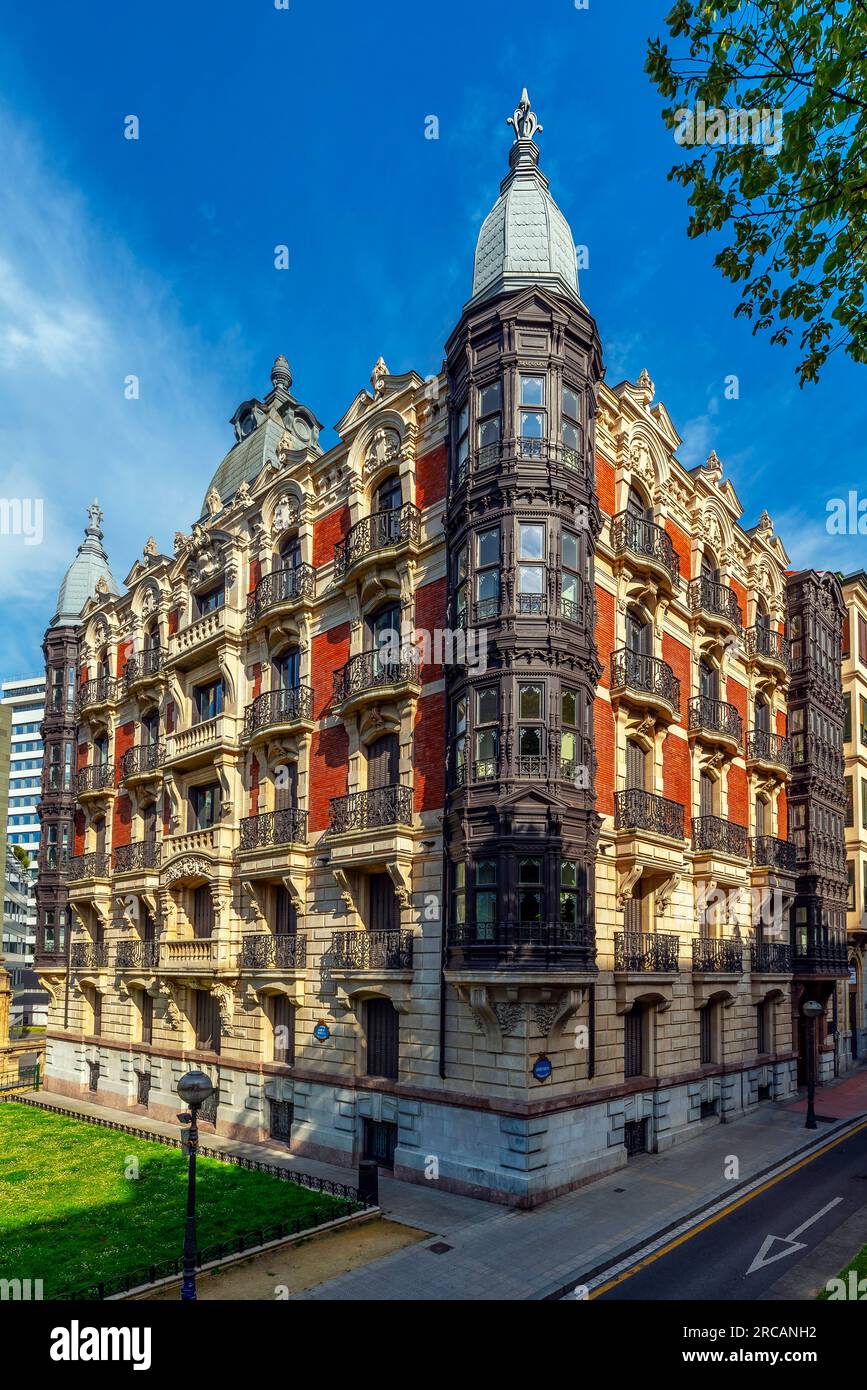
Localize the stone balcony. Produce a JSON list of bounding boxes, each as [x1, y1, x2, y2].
[[113, 838, 161, 877], [67, 851, 111, 883], [168, 605, 243, 670], [613, 930, 680, 1012], [158, 937, 238, 975], [243, 687, 314, 745], [332, 651, 422, 715], [610, 649, 680, 722], [744, 625, 791, 676], [326, 785, 415, 874], [691, 816, 749, 885], [333, 503, 421, 582], [120, 742, 165, 787], [246, 563, 315, 630], [329, 929, 415, 1013], [237, 808, 308, 882], [746, 729, 791, 775], [687, 577, 742, 635], [165, 713, 239, 770], [750, 940, 793, 976], [610, 511, 681, 595], [687, 695, 742, 754]]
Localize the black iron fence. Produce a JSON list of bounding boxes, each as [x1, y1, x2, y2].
[[67, 852, 110, 881], [120, 743, 165, 780], [747, 729, 792, 768], [330, 929, 414, 970], [745, 625, 791, 670], [614, 931, 680, 972], [614, 788, 684, 839], [116, 939, 160, 969], [77, 763, 116, 794], [687, 577, 742, 627], [333, 650, 420, 705], [241, 934, 307, 969], [329, 785, 413, 833], [113, 839, 161, 873], [692, 815, 749, 857], [692, 937, 744, 973], [239, 808, 308, 850], [244, 686, 314, 737], [751, 836, 796, 871], [123, 647, 164, 686], [750, 941, 792, 972], [610, 649, 681, 711], [70, 941, 110, 969], [447, 921, 596, 970], [688, 695, 742, 745]]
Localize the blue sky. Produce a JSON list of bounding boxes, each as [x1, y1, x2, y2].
[[0, 0, 863, 676]]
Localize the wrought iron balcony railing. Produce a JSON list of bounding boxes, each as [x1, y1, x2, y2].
[[244, 686, 314, 737], [329, 784, 413, 834], [614, 931, 680, 972], [333, 650, 421, 705], [70, 942, 109, 969], [77, 763, 116, 795], [692, 937, 744, 973], [688, 695, 742, 746], [67, 851, 110, 881], [692, 815, 749, 857], [123, 647, 164, 687], [78, 675, 120, 711], [687, 577, 742, 627], [239, 807, 308, 850], [247, 563, 315, 623], [115, 939, 160, 969], [334, 503, 421, 577], [751, 836, 796, 871], [241, 933, 307, 969], [446, 920, 596, 971], [113, 839, 161, 873], [610, 512, 680, 584], [750, 941, 792, 973], [747, 729, 792, 769], [330, 929, 414, 970], [515, 755, 547, 778], [745, 625, 791, 671], [120, 743, 165, 780], [792, 937, 850, 976], [516, 435, 547, 460], [614, 788, 684, 839], [611, 649, 681, 711]]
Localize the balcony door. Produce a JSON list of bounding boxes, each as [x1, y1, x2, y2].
[[274, 647, 300, 692], [365, 997, 399, 1080], [755, 696, 771, 735], [274, 761, 298, 812], [367, 604, 401, 674], [192, 884, 213, 938], [94, 818, 106, 858], [699, 658, 719, 701], [142, 802, 157, 844], [701, 550, 720, 585], [624, 877, 648, 934], [755, 601, 770, 637], [195, 990, 221, 1055], [755, 797, 767, 839], [700, 771, 715, 819], [626, 610, 651, 688], [271, 883, 296, 937], [376, 474, 401, 513], [626, 739, 646, 791], [279, 534, 301, 570], [626, 484, 652, 526], [368, 872, 398, 933], [367, 733, 398, 790]]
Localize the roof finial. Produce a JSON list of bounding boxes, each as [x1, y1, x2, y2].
[[271, 354, 292, 393], [507, 88, 543, 143], [86, 498, 104, 536]]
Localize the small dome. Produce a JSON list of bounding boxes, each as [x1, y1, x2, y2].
[[471, 91, 580, 306], [51, 501, 118, 628]]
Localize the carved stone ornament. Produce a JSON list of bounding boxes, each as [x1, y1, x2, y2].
[[636, 367, 655, 401], [757, 509, 773, 536], [159, 983, 182, 1030], [507, 88, 542, 142], [364, 427, 401, 474], [275, 430, 295, 466], [174, 531, 189, 556], [143, 536, 158, 560], [95, 576, 109, 595], [161, 854, 212, 885], [703, 450, 723, 483], [493, 1002, 524, 1036], [235, 480, 251, 505], [629, 437, 655, 488], [205, 486, 223, 517], [273, 495, 300, 532], [371, 356, 390, 397], [211, 982, 236, 1036]]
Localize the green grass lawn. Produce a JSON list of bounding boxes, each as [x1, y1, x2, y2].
[[818, 1243, 867, 1299], [0, 1103, 353, 1298]]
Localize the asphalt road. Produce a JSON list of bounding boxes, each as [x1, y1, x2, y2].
[[593, 1121, 867, 1300]]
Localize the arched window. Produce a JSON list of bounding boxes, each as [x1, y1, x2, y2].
[[274, 646, 300, 691], [626, 483, 652, 525], [279, 532, 301, 570], [626, 607, 651, 656], [701, 549, 720, 585], [367, 602, 401, 671], [376, 474, 401, 513], [755, 597, 770, 635]]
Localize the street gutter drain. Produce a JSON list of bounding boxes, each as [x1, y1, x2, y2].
[[428, 1242, 453, 1254]]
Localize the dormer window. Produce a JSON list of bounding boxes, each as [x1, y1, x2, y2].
[[239, 411, 255, 438]]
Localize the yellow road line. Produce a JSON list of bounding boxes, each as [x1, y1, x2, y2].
[[589, 1118, 867, 1298]]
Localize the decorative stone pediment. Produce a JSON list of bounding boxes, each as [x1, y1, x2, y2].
[[161, 854, 212, 885]]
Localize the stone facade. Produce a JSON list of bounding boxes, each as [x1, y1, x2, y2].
[[35, 93, 851, 1207]]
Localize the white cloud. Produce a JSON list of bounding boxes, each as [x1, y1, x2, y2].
[[0, 107, 240, 674]]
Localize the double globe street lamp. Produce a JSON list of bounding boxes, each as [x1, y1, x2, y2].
[[176, 1069, 215, 1301]]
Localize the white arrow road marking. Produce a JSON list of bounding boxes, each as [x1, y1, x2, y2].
[[746, 1197, 843, 1275]]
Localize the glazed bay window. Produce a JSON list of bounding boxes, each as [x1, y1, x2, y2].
[[518, 375, 545, 455], [561, 529, 582, 619], [561, 686, 587, 781], [194, 677, 223, 723], [475, 860, 497, 942], [844, 693, 852, 744], [790, 706, 805, 763], [453, 862, 466, 929], [474, 685, 499, 780], [455, 402, 469, 484], [517, 684, 544, 775], [454, 696, 467, 785], [561, 385, 583, 466], [517, 523, 545, 613], [189, 782, 221, 831], [196, 583, 225, 618], [475, 527, 500, 620], [477, 381, 501, 460], [518, 858, 544, 927], [560, 860, 584, 932], [455, 541, 468, 627]]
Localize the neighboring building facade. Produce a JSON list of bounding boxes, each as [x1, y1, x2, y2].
[[3, 846, 33, 973], [1, 674, 46, 970], [34, 94, 850, 1205], [840, 571, 867, 1064], [786, 569, 850, 1081]]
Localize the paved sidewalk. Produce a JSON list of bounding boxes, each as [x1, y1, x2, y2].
[[17, 1069, 867, 1300]]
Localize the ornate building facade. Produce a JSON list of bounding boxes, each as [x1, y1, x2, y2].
[[837, 570, 867, 1066], [35, 93, 848, 1205]]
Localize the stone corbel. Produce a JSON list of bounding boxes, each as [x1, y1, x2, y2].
[[115, 893, 138, 931], [242, 879, 268, 926], [210, 982, 236, 1036], [281, 871, 305, 913], [159, 982, 182, 1030], [453, 983, 503, 1049], [542, 988, 585, 1050], [332, 868, 358, 921], [616, 863, 643, 908], [36, 975, 58, 1009], [655, 873, 681, 917], [385, 858, 412, 910]]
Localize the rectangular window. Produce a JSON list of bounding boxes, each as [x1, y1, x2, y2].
[[848, 860, 856, 911], [194, 679, 223, 723], [269, 995, 295, 1064], [862, 778, 867, 830], [189, 783, 221, 831], [366, 998, 399, 1080], [517, 523, 545, 609], [475, 527, 500, 620], [861, 695, 867, 747], [454, 696, 467, 783], [455, 542, 468, 627], [561, 385, 583, 462], [474, 686, 498, 779], [517, 857, 543, 927], [846, 777, 854, 828], [517, 683, 544, 772], [196, 585, 225, 617], [700, 1006, 713, 1065], [860, 614, 867, 666], [561, 530, 582, 619], [519, 374, 546, 441], [756, 1002, 766, 1055], [477, 381, 501, 451], [560, 860, 582, 932], [453, 862, 466, 928], [475, 859, 497, 943], [624, 1008, 643, 1079], [455, 402, 469, 480]]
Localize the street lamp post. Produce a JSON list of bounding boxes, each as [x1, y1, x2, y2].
[[802, 999, 825, 1131], [177, 1069, 215, 1301]]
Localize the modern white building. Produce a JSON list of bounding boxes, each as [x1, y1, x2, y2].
[[1, 675, 46, 976]]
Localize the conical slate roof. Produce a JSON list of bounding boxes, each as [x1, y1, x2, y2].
[[50, 501, 118, 628], [471, 89, 581, 307]]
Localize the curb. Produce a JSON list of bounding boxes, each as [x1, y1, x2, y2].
[[529, 1108, 867, 1301]]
